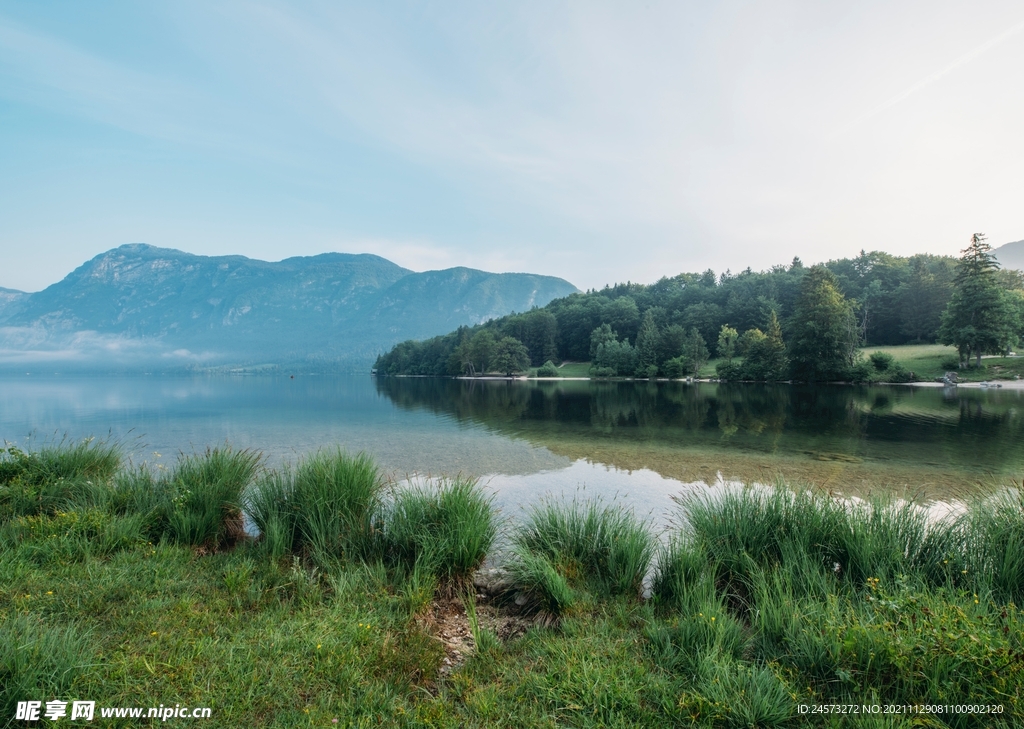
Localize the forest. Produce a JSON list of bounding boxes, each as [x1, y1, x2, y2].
[[374, 240, 1024, 382]]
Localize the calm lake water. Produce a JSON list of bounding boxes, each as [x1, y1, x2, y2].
[[2, 374, 1022, 523]]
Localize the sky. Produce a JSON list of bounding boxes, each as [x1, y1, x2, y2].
[[1, 1, 1022, 293]]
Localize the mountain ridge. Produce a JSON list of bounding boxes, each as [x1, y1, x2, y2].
[[0, 244, 578, 371], [994, 240, 1024, 272]]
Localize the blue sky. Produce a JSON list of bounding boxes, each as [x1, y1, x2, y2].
[[2, 1, 1022, 292]]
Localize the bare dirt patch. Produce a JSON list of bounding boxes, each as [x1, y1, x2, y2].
[[418, 593, 535, 677]]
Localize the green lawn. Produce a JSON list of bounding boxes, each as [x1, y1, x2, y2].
[[860, 343, 1024, 382]]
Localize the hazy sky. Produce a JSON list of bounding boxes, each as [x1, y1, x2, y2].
[[2, 1, 1022, 293]]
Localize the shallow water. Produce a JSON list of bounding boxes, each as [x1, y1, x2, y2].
[[2, 374, 1021, 519]]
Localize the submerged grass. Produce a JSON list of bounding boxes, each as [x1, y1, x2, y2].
[[2, 439, 1023, 727]]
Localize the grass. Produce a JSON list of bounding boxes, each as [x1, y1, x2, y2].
[[382, 475, 496, 589], [246, 449, 384, 564], [532, 359, 721, 379], [554, 361, 591, 378], [159, 447, 261, 549], [0, 438, 122, 521], [863, 343, 1024, 382], [510, 499, 654, 610], [2, 439, 1023, 727]]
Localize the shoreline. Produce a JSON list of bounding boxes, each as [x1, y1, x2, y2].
[[452, 373, 1024, 389]]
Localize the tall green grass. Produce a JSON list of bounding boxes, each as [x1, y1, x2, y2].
[[958, 487, 1024, 603], [0, 615, 97, 721], [674, 484, 955, 589], [651, 484, 1024, 724], [382, 475, 496, 589], [158, 447, 261, 549], [510, 499, 654, 615], [0, 438, 121, 520], [246, 449, 384, 564], [3, 440, 1024, 725]]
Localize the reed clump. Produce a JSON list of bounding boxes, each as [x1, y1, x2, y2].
[[0, 438, 121, 520], [650, 484, 1024, 725], [246, 449, 384, 564], [246, 453, 496, 592]]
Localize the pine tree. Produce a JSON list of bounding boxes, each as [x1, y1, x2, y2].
[[634, 310, 660, 375], [939, 234, 1017, 367]]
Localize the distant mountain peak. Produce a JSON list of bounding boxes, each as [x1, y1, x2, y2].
[[993, 239, 1024, 271], [0, 245, 578, 372]]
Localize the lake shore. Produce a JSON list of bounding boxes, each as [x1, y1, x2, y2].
[[3, 443, 1022, 726]]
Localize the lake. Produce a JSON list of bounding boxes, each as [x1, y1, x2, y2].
[[2, 374, 1022, 525]]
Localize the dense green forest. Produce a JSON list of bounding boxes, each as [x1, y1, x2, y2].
[[375, 241, 1024, 382]]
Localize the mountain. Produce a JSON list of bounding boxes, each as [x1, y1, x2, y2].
[[994, 240, 1024, 272], [0, 244, 579, 371], [0, 288, 27, 328]]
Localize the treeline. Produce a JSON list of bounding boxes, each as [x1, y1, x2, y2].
[[374, 243, 1024, 381]]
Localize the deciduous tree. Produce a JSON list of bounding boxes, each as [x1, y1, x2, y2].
[[491, 336, 531, 376]]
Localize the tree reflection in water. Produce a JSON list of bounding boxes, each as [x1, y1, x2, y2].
[[375, 378, 1024, 497]]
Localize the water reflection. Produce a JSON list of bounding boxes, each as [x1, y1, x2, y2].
[[376, 378, 1024, 497], [2, 374, 1020, 504]]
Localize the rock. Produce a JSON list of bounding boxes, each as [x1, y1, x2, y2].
[[514, 591, 530, 607], [943, 371, 959, 386], [472, 567, 514, 596]]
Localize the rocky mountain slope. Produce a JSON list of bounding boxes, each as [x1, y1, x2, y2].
[[0, 245, 578, 371]]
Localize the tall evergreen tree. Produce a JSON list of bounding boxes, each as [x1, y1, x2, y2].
[[789, 266, 859, 381], [939, 234, 1017, 367], [634, 310, 660, 374]]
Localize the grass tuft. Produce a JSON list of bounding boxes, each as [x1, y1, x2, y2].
[[246, 450, 385, 565], [0, 438, 121, 521], [383, 475, 496, 590], [510, 499, 654, 611], [159, 447, 261, 549]]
